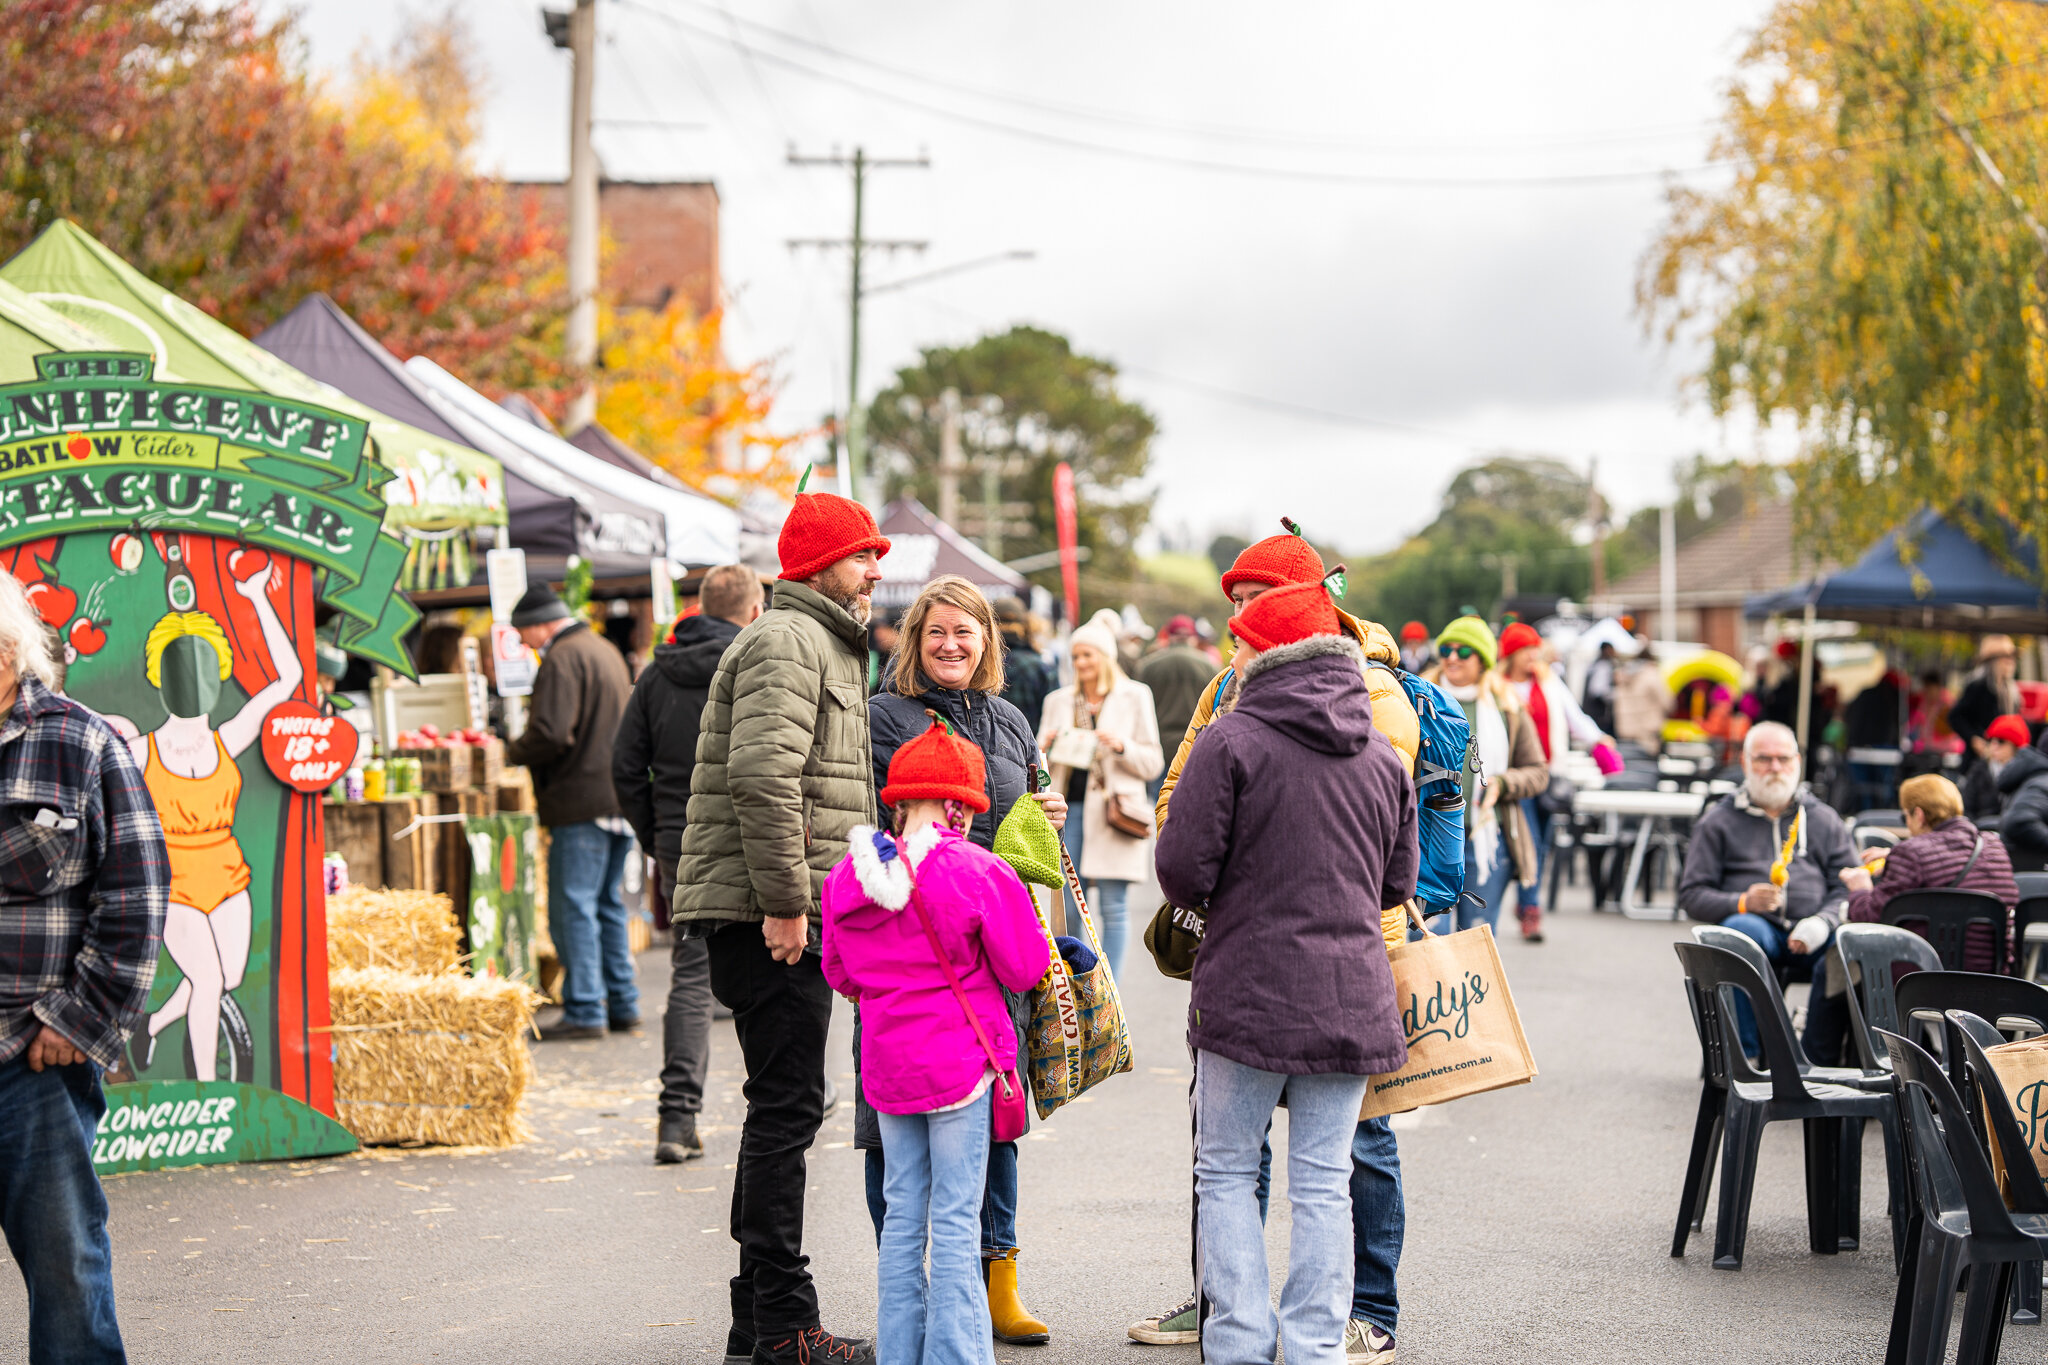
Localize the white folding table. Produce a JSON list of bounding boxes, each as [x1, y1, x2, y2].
[[1570, 788, 1708, 920]]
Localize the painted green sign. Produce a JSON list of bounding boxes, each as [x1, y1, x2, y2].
[[0, 353, 418, 673]]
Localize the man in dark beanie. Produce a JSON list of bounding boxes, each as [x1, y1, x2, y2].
[[673, 490, 887, 1365], [506, 583, 637, 1042], [612, 564, 764, 1164]]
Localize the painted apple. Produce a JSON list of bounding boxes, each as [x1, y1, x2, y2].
[[24, 581, 76, 628], [109, 533, 143, 574], [500, 837, 518, 895], [227, 547, 269, 582], [64, 434, 89, 460], [68, 618, 106, 656]]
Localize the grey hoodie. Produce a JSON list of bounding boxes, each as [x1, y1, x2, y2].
[[1678, 785, 1856, 931]]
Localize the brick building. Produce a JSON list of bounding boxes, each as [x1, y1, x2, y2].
[[1608, 499, 1833, 656], [513, 179, 721, 315]]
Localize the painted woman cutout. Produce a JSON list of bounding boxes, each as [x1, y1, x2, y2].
[[105, 563, 301, 1081]]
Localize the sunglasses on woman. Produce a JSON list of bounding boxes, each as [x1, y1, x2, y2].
[[1438, 643, 1478, 660]]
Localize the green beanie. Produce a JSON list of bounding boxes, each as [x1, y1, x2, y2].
[[1435, 615, 1497, 672]]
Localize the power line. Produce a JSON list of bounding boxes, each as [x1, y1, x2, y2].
[[1118, 365, 1479, 446]]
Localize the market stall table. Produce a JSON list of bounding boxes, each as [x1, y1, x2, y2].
[[1571, 787, 1708, 920]]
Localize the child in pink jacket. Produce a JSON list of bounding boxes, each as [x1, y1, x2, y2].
[[822, 722, 1049, 1365]]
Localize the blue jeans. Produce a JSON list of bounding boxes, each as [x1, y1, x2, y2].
[[1196, 1050, 1368, 1365], [1350, 1118, 1402, 1334], [878, 1091, 997, 1365], [1519, 799, 1553, 913], [0, 1056, 125, 1364], [1059, 811, 1129, 981], [1720, 913, 1851, 1065], [867, 1141, 1020, 1254], [548, 821, 640, 1029], [1427, 835, 1516, 936]]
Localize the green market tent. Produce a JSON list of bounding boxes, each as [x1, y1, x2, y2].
[[0, 278, 121, 376], [0, 221, 431, 668], [0, 223, 505, 592]]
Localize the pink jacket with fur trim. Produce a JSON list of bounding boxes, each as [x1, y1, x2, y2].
[[822, 823, 1052, 1115]]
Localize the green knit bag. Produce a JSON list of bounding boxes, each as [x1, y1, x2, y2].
[[993, 790, 1065, 889]]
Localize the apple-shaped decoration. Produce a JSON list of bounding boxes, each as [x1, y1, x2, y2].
[[24, 581, 77, 629], [68, 618, 106, 656], [109, 533, 143, 575], [227, 547, 269, 582], [64, 434, 89, 460]]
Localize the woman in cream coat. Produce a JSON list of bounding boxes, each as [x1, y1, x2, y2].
[[1038, 616, 1163, 979]]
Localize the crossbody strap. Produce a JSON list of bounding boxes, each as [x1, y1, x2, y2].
[[1950, 832, 1986, 888], [907, 880, 1008, 1077]]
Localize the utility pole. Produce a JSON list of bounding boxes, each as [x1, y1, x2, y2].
[[1587, 456, 1608, 603], [936, 388, 963, 526], [787, 146, 929, 507], [545, 2, 600, 431]]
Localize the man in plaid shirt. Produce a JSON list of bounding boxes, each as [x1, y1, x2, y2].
[[0, 574, 168, 1365]]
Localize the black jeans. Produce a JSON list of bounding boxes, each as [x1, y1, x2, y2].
[[707, 921, 833, 1340], [658, 863, 712, 1121]]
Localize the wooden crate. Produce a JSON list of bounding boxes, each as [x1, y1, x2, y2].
[[323, 801, 386, 889], [495, 768, 535, 813], [379, 798, 431, 891], [468, 738, 504, 789], [394, 745, 471, 794]]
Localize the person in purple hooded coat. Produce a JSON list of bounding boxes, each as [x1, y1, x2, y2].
[[1155, 580, 1417, 1365]]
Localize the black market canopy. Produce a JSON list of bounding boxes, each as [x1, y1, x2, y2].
[[875, 497, 1029, 612], [1745, 507, 2048, 636], [252, 294, 665, 580]]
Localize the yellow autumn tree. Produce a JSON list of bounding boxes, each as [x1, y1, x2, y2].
[[595, 302, 811, 502], [1638, 0, 2048, 576]]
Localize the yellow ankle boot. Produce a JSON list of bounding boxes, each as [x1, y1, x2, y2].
[[982, 1248, 1051, 1345]]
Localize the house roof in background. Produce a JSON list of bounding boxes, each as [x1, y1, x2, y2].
[[1608, 500, 1829, 608]]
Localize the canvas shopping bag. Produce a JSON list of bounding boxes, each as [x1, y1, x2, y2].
[[1024, 842, 1135, 1118], [1978, 1034, 2048, 1203], [1359, 904, 1539, 1120]]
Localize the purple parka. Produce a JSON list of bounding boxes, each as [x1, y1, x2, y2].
[[1155, 635, 1418, 1076]]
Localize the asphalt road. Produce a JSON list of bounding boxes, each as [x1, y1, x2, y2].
[[0, 885, 1910, 1364]]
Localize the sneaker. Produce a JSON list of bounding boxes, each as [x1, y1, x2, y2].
[[655, 1115, 703, 1164], [608, 1013, 642, 1032], [1344, 1318, 1396, 1362], [723, 1325, 753, 1365], [751, 1326, 873, 1364], [1127, 1294, 1198, 1345]]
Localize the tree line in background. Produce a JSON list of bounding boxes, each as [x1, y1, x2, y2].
[[0, 0, 797, 501]]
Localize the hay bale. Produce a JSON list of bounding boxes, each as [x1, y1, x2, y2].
[[326, 887, 462, 975], [328, 967, 541, 1148]]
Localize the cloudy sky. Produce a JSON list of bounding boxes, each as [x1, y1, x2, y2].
[[287, 0, 1786, 555]]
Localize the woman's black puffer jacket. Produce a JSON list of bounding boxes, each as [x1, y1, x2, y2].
[[854, 677, 1047, 1150]]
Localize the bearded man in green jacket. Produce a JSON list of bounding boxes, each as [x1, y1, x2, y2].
[[673, 490, 888, 1365]]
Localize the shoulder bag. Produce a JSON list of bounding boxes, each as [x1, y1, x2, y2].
[[906, 881, 1028, 1143], [1024, 841, 1135, 1117]]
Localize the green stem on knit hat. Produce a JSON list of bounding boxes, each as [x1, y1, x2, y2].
[[1324, 563, 1348, 599], [1281, 516, 1302, 538], [796, 463, 813, 494]]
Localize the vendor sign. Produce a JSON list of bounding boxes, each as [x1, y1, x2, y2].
[[0, 351, 423, 1174]]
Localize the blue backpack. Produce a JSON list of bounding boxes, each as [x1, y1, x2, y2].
[[1368, 662, 1472, 917], [1204, 659, 1471, 916]]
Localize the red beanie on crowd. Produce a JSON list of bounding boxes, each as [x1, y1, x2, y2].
[[1498, 622, 1543, 659], [778, 492, 892, 582], [1987, 714, 2032, 748], [880, 720, 991, 812], [1228, 580, 1341, 653], [1400, 620, 1430, 643], [1220, 520, 1326, 600]]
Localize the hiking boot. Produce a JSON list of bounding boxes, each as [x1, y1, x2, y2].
[[655, 1115, 702, 1164], [1344, 1318, 1396, 1362], [750, 1326, 874, 1364], [533, 1014, 604, 1042], [722, 1325, 753, 1365], [608, 1013, 642, 1032], [982, 1248, 1050, 1344], [1126, 1293, 1198, 1345]]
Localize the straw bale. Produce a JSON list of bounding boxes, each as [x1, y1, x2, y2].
[[326, 887, 462, 975], [328, 967, 541, 1148]]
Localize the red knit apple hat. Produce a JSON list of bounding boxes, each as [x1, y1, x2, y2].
[[1219, 517, 1327, 600], [778, 492, 892, 582], [1228, 579, 1341, 653], [1498, 622, 1543, 658], [880, 719, 991, 812]]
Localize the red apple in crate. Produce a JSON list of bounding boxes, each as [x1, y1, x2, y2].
[[68, 618, 106, 656], [109, 533, 143, 574], [24, 581, 75, 628]]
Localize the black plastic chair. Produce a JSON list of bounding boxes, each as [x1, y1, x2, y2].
[[2016, 894, 2048, 981], [1882, 889, 2011, 973], [1876, 1027, 2048, 1365], [1672, 942, 1899, 1270], [1835, 924, 1944, 1075], [1950, 1012, 2048, 1329]]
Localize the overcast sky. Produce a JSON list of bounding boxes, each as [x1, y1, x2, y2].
[[285, 0, 1786, 556]]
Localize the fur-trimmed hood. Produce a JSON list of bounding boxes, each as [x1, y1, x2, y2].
[[843, 821, 946, 912], [1233, 635, 1379, 757]]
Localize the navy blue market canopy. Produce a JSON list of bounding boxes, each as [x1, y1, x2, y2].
[[1745, 508, 2048, 634]]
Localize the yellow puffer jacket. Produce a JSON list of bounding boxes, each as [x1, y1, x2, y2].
[[1154, 610, 1420, 952]]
